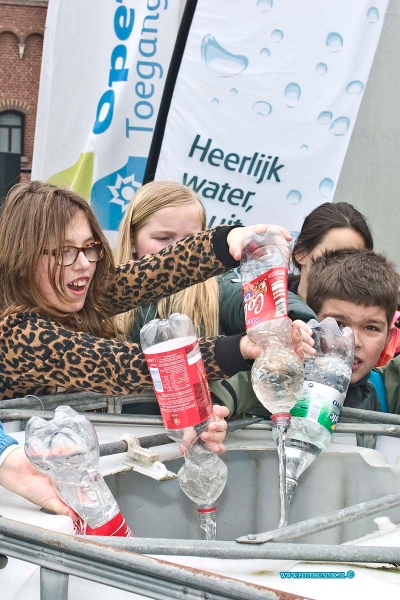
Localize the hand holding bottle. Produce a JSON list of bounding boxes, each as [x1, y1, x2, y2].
[[197, 405, 229, 455], [25, 406, 132, 536], [227, 224, 292, 261], [141, 313, 228, 540], [239, 321, 309, 362], [0, 447, 78, 521]]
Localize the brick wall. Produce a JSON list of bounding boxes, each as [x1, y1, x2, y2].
[[0, 0, 48, 178]]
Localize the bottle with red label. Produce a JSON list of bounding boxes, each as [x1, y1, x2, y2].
[[24, 406, 132, 537], [240, 227, 304, 429], [241, 227, 304, 528], [141, 313, 227, 539], [140, 313, 215, 444]]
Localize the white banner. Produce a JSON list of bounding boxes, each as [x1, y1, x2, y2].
[[32, 0, 181, 244], [153, 0, 388, 235]]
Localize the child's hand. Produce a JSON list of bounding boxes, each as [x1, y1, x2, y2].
[[180, 405, 229, 456], [227, 225, 292, 261], [200, 405, 229, 455], [0, 448, 79, 521], [239, 334, 261, 360], [292, 320, 316, 358]]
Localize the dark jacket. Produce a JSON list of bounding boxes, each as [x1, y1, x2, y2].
[[209, 279, 400, 418]]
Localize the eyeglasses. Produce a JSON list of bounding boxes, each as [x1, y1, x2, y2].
[[43, 241, 104, 266]]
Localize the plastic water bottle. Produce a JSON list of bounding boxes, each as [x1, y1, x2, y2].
[[277, 317, 355, 502], [240, 227, 304, 428], [24, 406, 132, 536], [140, 313, 215, 446], [178, 443, 227, 540], [241, 227, 304, 528], [140, 313, 227, 539]]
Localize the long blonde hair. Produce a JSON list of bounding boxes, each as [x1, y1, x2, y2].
[[116, 181, 220, 338], [0, 181, 118, 338]]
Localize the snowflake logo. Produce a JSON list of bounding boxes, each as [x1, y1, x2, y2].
[[108, 173, 141, 212]]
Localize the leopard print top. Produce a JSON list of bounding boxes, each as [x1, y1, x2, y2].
[[0, 227, 245, 399]]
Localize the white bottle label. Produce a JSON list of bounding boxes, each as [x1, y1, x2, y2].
[[290, 380, 345, 433]]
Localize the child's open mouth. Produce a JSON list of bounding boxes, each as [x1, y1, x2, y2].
[[352, 357, 362, 370], [67, 277, 88, 294]]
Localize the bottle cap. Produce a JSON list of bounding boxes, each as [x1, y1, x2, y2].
[[197, 506, 217, 514], [271, 412, 291, 421]]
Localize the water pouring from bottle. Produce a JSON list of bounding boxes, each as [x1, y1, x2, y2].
[[240, 227, 304, 528]]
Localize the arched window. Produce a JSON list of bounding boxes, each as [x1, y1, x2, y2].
[[0, 111, 24, 154]]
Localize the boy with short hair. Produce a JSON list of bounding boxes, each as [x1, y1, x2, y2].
[[306, 248, 400, 412]]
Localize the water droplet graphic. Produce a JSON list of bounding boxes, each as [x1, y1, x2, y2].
[[300, 144, 308, 151], [367, 7, 379, 23], [318, 111, 333, 125], [326, 32, 343, 52], [284, 83, 301, 108], [211, 98, 219, 106], [201, 35, 248, 77], [230, 88, 238, 96], [287, 190, 302, 205], [271, 29, 284, 43], [253, 101, 272, 116], [257, 0, 273, 12], [316, 62, 328, 75], [260, 47, 271, 58], [319, 178, 334, 199], [346, 80, 364, 94], [329, 116, 350, 136]]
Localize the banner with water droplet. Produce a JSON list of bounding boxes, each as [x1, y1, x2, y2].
[[32, 0, 182, 245], [148, 0, 388, 237]]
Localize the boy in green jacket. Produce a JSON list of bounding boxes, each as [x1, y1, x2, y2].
[[212, 247, 399, 416], [306, 247, 399, 413]]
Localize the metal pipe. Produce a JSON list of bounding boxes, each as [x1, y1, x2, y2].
[[0, 517, 286, 600], [99, 417, 263, 457], [236, 492, 400, 544], [245, 421, 400, 437], [0, 390, 158, 409], [341, 407, 400, 426], [84, 536, 400, 563], [337, 423, 400, 437], [99, 434, 172, 457], [3, 409, 399, 439], [41, 567, 68, 600], [0, 392, 104, 409], [0, 409, 164, 426], [0, 553, 8, 569]]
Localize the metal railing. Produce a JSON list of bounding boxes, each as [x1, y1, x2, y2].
[[1, 397, 400, 598], [0, 517, 289, 600]]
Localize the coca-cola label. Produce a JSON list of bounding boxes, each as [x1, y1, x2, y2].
[[144, 339, 213, 430], [242, 267, 288, 329], [74, 510, 133, 537]]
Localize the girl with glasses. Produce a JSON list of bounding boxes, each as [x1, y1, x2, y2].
[[0, 181, 307, 455]]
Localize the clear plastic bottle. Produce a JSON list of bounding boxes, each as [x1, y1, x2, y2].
[[240, 227, 304, 427], [24, 406, 132, 536], [140, 313, 215, 446], [241, 227, 304, 528], [178, 443, 228, 540], [275, 317, 355, 501], [140, 313, 228, 539]]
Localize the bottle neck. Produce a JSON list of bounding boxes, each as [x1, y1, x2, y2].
[[271, 413, 291, 430]]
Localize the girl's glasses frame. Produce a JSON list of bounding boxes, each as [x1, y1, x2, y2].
[[43, 241, 104, 266]]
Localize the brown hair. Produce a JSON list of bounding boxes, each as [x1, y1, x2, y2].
[[292, 202, 373, 271], [116, 181, 220, 338], [0, 181, 117, 338], [307, 248, 399, 327]]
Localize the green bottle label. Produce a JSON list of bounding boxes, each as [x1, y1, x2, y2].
[[290, 381, 345, 434]]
